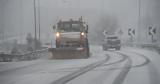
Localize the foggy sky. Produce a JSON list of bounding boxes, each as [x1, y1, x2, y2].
[[0, 0, 160, 43]]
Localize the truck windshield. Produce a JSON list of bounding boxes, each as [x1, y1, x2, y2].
[[58, 23, 82, 32], [107, 37, 118, 39]]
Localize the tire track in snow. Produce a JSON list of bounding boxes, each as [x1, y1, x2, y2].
[[125, 51, 159, 84], [112, 52, 132, 84], [103, 51, 150, 84], [126, 51, 150, 68], [93, 51, 150, 72], [87, 52, 128, 84], [50, 53, 127, 73], [50, 55, 110, 84], [100, 53, 127, 67]]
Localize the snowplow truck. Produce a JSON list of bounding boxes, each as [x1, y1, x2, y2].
[[49, 17, 89, 59]]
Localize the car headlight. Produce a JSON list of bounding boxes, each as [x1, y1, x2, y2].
[[56, 32, 60, 37], [81, 32, 85, 36]]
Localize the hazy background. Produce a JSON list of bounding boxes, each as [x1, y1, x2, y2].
[[0, 0, 160, 44]]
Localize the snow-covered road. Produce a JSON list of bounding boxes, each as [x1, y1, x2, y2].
[[0, 45, 160, 84]]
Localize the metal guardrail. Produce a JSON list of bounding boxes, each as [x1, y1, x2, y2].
[[0, 48, 48, 62], [123, 43, 160, 54]]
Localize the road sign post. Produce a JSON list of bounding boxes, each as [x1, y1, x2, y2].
[[151, 34, 154, 42]]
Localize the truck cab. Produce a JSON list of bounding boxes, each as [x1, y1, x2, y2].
[[54, 18, 88, 48]]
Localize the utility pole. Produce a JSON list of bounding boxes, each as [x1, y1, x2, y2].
[[38, 0, 41, 41], [34, 0, 37, 50], [138, 0, 141, 43]]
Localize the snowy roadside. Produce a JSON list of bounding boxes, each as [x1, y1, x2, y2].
[[0, 45, 107, 84], [122, 47, 160, 84], [0, 59, 46, 72]]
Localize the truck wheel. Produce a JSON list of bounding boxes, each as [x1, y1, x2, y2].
[[56, 40, 60, 48], [81, 39, 89, 58], [85, 39, 89, 58]]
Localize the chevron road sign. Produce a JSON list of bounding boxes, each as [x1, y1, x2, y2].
[[128, 28, 135, 36], [149, 26, 156, 35], [148, 26, 156, 42]]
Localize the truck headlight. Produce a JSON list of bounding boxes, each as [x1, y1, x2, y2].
[[56, 32, 60, 37], [81, 32, 84, 36]]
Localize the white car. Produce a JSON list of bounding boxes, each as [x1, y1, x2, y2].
[[102, 36, 121, 50]]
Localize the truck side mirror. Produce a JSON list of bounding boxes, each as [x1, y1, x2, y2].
[[86, 25, 88, 33]]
